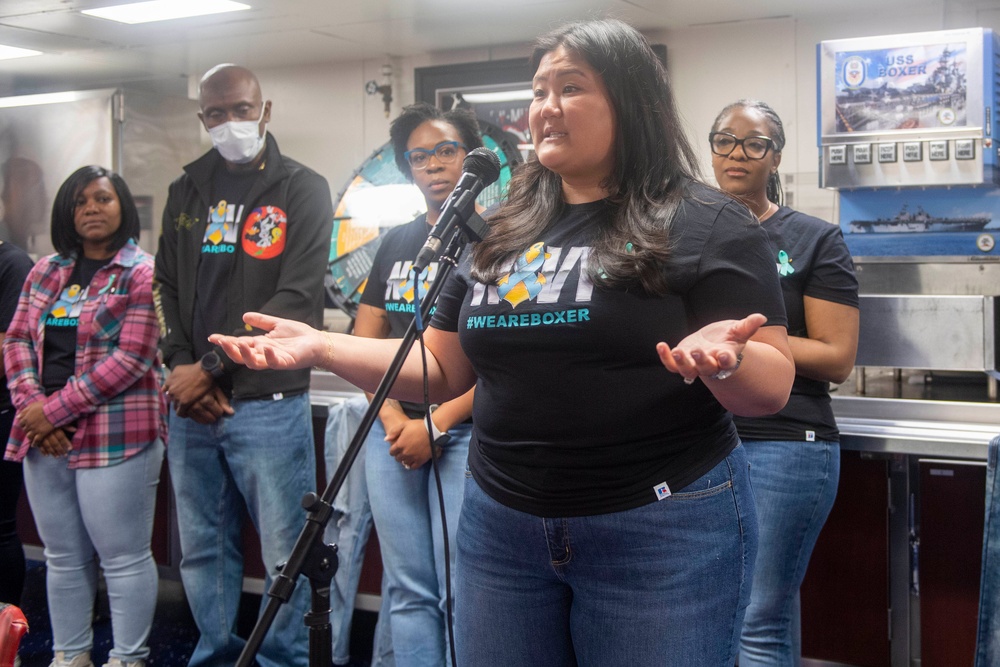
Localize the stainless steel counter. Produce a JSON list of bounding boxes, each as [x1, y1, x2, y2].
[[829, 366, 1000, 460], [834, 395, 999, 460]]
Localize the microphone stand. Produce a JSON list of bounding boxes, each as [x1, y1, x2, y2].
[[235, 223, 474, 667]]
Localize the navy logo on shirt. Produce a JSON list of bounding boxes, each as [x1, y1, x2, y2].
[[202, 199, 242, 254], [383, 261, 438, 313], [45, 283, 87, 327], [466, 243, 593, 329]]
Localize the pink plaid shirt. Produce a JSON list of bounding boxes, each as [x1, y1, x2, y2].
[[4, 241, 167, 468]]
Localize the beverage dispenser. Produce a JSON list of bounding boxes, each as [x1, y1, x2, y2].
[[817, 28, 1000, 395], [809, 29, 1000, 665]]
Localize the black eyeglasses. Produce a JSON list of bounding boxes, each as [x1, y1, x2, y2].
[[403, 141, 467, 170], [709, 132, 775, 160]]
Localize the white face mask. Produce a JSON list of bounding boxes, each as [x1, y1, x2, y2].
[[207, 104, 267, 164]]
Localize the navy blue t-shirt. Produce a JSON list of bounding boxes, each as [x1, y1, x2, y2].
[[360, 213, 454, 417], [733, 206, 858, 443], [431, 182, 788, 517], [42, 256, 109, 394], [360, 214, 439, 336]]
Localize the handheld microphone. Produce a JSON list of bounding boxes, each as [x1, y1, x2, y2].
[[411, 147, 501, 274]]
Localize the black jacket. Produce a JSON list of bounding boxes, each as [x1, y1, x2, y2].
[[153, 134, 333, 399]]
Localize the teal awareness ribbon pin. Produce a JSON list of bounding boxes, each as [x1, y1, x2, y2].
[[777, 250, 795, 277]]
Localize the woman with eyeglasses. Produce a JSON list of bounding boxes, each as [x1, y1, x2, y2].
[[350, 101, 481, 666], [710, 99, 860, 666]]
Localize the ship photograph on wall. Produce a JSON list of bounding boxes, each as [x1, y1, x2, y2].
[[849, 205, 990, 233], [835, 42, 968, 133], [840, 188, 1000, 257]]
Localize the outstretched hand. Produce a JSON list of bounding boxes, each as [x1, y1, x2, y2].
[[208, 312, 328, 371], [656, 313, 766, 383]]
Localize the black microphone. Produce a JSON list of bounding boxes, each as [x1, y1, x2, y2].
[[411, 147, 501, 273]]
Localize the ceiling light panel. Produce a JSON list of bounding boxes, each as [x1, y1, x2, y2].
[[81, 0, 251, 25], [0, 44, 42, 60]]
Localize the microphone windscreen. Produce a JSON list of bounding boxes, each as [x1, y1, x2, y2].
[[463, 147, 502, 186]]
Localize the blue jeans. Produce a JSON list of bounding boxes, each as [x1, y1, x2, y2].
[[366, 416, 471, 667], [323, 396, 393, 666], [23, 439, 163, 662], [455, 444, 757, 667], [739, 439, 840, 667], [976, 434, 1000, 666], [168, 393, 315, 667]]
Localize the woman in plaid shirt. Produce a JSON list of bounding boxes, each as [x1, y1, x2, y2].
[[3, 166, 167, 667]]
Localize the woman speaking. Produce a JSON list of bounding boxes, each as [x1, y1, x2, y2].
[[212, 20, 795, 666]]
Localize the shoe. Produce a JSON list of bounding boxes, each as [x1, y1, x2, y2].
[[48, 653, 94, 667], [102, 659, 146, 667]]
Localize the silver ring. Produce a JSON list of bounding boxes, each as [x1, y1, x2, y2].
[[403, 463, 411, 470], [683, 376, 695, 385]]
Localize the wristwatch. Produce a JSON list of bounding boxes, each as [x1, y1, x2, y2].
[[200, 351, 226, 380], [710, 352, 743, 380]]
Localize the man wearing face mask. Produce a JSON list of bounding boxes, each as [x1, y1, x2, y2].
[[153, 63, 333, 667]]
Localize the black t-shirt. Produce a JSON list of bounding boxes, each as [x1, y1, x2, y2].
[[431, 182, 788, 517], [42, 256, 109, 394], [0, 241, 34, 411], [360, 214, 439, 337], [733, 206, 859, 443], [192, 167, 258, 360], [360, 214, 446, 417]]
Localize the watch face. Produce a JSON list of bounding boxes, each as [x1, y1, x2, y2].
[[202, 351, 223, 376]]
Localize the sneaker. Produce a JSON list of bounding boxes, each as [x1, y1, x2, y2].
[[48, 653, 94, 667], [102, 659, 146, 667]]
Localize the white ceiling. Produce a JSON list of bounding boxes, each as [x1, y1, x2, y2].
[[0, 0, 966, 96]]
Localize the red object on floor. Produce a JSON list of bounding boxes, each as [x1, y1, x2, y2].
[[0, 603, 28, 667]]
